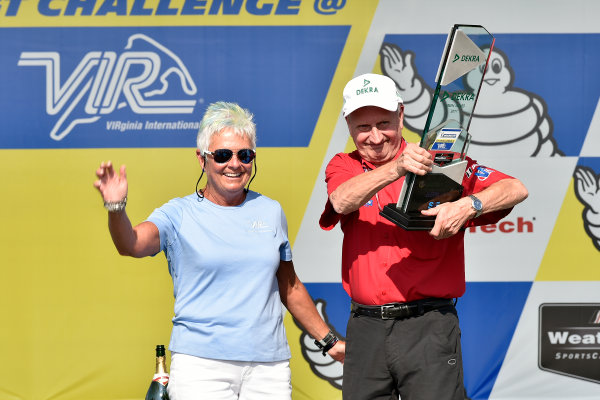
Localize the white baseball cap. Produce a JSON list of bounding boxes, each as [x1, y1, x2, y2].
[[342, 73, 403, 117]]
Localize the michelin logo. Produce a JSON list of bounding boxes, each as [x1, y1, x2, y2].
[[381, 43, 564, 157], [574, 166, 600, 251], [18, 34, 197, 141]]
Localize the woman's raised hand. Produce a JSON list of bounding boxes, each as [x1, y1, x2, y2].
[[94, 161, 128, 202]]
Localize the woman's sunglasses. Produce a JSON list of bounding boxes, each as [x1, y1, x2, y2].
[[204, 148, 256, 164]]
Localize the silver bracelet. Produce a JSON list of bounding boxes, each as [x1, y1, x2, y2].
[[104, 196, 127, 213]]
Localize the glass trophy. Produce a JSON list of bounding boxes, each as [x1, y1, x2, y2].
[[380, 24, 495, 230]]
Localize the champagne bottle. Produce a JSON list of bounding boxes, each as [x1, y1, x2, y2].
[[145, 345, 170, 400]]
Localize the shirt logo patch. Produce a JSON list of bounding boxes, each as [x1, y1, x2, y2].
[[250, 220, 272, 233], [466, 163, 480, 178], [475, 166, 494, 181]]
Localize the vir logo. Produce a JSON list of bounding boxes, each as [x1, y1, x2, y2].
[[249, 220, 272, 233], [18, 34, 198, 141]]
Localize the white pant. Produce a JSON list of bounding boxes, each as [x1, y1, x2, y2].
[[167, 353, 292, 400]]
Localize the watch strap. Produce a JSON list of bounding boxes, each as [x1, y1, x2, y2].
[[314, 331, 339, 356]]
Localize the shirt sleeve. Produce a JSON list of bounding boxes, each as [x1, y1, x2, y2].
[[462, 159, 516, 227], [319, 153, 357, 231], [147, 199, 183, 254], [278, 204, 293, 261]]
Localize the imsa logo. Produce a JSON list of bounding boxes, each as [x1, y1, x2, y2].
[[539, 303, 600, 383]]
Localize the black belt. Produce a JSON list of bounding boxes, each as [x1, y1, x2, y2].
[[351, 298, 455, 320]]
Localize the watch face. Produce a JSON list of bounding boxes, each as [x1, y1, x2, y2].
[[471, 195, 482, 211]]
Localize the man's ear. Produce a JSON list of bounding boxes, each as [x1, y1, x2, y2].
[[398, 105, 405, 130]]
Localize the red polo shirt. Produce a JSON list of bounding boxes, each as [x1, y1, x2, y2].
[[320, 140, 514, 305]]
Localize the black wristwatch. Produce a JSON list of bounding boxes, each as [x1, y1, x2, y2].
[[469, 194, 483, 218], [314, 331, 339, 356]]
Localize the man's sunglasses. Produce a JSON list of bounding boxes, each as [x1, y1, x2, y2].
[[204, 148, 256, 164]]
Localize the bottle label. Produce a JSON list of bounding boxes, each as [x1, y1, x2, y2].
[[152, 374, 169, 387]]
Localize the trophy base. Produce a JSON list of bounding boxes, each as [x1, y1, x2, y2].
[[380, 204, 436, 230]]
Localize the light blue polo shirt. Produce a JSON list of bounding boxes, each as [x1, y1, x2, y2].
[[147, 191, 292, 362]]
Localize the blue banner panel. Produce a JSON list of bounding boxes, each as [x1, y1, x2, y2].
[[0, 26, 349, 149], [457, 281, 532, 400], [305, 282, 351, 337]]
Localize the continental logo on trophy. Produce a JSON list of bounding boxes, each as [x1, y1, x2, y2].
[[381, 24, 495, 230]]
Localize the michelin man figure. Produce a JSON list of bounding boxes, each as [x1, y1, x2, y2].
[[574, 166, 600, 251], [380, 43, 563, 157]]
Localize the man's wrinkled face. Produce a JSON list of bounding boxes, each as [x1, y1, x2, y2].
[[346, 106, 404, 165]]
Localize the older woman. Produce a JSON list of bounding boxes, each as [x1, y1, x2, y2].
[[94, 102, 344, 400]]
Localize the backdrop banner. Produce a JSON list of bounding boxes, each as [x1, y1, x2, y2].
[[2, 1, 600, 399]]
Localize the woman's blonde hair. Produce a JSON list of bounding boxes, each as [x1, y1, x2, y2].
[[196, 102, 256, 153]]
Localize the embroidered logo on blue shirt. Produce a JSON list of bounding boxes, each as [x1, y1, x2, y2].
[[250, 220, 272, 232]]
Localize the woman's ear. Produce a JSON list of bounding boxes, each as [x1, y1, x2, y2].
[[196, 149, 205, 170]]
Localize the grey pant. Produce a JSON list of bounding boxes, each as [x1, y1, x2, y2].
[[342, 304, 464, 400]]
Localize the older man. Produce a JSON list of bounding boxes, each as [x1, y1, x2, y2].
[[320, 73, 528, 400]]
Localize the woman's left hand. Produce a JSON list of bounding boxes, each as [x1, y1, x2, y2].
[[327, 340, 346, 364]]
